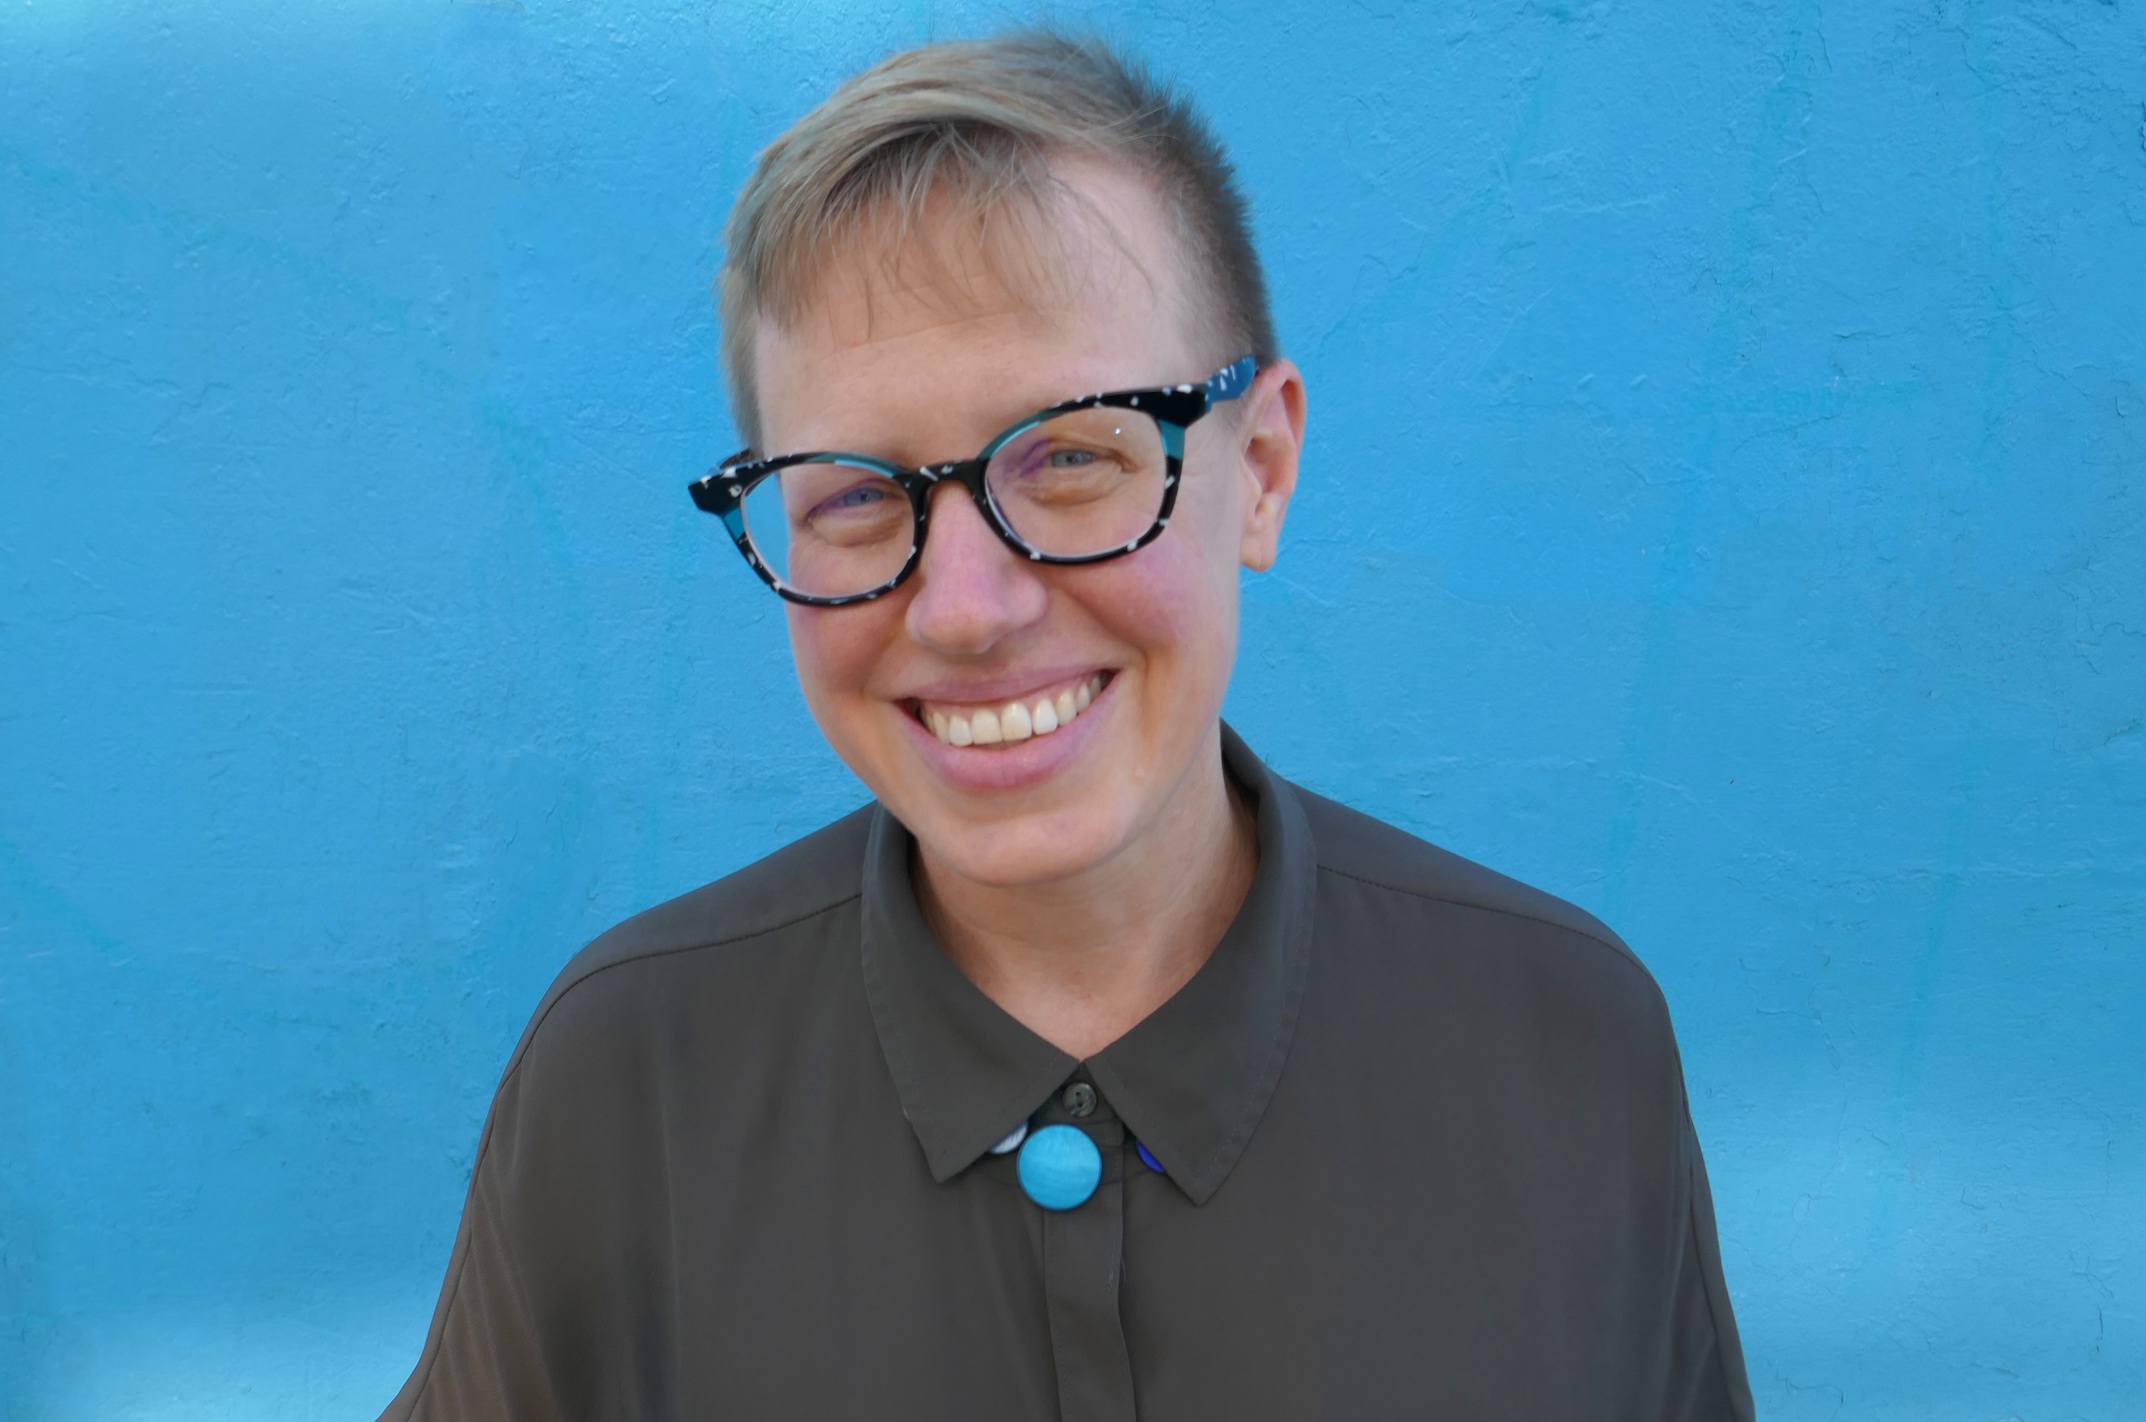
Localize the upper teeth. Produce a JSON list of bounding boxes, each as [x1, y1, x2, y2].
[[925, 675, 1103, 748]]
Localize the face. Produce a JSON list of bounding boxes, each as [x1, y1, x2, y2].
[[754, 163, 1303, 891]]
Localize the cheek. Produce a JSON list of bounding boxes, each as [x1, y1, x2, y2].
[[1071, 535, 1238, 680], [1124, 466, 1245, 648], [785, 602, 901, 726]]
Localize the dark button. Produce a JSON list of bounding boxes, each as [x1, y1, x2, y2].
[[1061, 1082, 1098, 1118]]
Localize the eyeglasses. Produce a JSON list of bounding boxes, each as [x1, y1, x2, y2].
[[689, 356, 1258, 606]]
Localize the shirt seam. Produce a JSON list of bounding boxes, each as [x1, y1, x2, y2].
[[1690, 1178, 1734, 1365], [1326, 850, 1724, 1399], [1680, 1090, 1744, 1407], [1314, 862, 1660, 990], [404, 1153, 564, 1417], [407, 893, 864, 1407], [499, 891, 865, 1083], [400, 1212, 475, 1412]]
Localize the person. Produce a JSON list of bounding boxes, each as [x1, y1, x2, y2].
[[381, 28, 1754, 1422]]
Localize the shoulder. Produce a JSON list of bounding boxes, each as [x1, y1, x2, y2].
[[1295, 785, 1625, 951], [1291, 782, 1671, 1032], [500, 804, 877, 1080]]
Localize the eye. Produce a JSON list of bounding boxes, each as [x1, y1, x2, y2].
[[812, 482, 891, 517], [1045, 448, 1101, 469]]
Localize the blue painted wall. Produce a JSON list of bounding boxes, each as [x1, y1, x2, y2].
[[2, 2, 2140, 1416]]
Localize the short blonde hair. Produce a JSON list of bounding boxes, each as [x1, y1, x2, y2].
[[717, 29, 1277, 448]]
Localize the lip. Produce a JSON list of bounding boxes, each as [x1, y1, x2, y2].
[[898, 672, 1116, 793]]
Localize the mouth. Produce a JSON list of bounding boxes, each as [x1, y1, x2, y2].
[[907, 672, 1113, 748]]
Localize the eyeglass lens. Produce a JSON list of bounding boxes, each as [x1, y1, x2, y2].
[[740, 458, 910, 601], [737, 407, 1170, 600]]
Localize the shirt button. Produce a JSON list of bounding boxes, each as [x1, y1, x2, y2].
[[1061, 1082, 1098, 1118], [1017, 1124, 1102, 1210]]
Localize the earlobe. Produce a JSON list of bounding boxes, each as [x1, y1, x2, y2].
[[1236, 359, 1306, 573]]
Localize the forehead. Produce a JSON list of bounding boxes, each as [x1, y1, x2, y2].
[[753, 163, 1206, 453]]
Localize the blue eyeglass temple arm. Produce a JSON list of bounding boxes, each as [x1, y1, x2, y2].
[[1205, 355, 1258, 406]]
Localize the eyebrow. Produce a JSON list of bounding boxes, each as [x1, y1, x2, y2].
[[760, 370, 1157, 466]]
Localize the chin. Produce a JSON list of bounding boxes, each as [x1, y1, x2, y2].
[[906, 799, 1132, 891]]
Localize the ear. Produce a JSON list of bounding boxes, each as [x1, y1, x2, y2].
[[1235, 358, 1306, 573]]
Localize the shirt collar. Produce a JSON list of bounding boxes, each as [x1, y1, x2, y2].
[[859, 725, 1318, 1205]]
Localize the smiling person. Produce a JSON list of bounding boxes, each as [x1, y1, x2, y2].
[[382, 30, 1753, 1422]]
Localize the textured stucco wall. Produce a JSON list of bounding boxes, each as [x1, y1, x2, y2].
[[2, 2, 2141, 1417]]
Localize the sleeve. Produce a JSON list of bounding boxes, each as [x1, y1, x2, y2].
[[1659, 1108, 1757, 1422], [377, 1071, 566, 1422]]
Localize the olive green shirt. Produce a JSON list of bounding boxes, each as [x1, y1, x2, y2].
[[383, 728, 1754, 1420]]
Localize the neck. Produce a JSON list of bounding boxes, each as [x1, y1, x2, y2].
[[915, 730, 1259, 1060]]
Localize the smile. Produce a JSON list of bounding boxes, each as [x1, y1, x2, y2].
[[912, 673, 1111, 748]]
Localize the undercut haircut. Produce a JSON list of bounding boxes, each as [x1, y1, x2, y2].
[[717, 29, 1277, 449]]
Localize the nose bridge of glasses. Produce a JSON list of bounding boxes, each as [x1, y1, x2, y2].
[[910, 457, 999, 525], [917, 461, 990, 522], [912, 461, 1048, 574]]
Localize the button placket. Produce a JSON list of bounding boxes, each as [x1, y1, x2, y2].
[[1039, 1113, 1136, 1422]]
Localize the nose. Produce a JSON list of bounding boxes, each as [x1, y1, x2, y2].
[[903, 481, 1049, 656]]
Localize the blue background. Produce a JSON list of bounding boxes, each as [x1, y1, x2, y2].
[[3, 1, 2142, 1416]]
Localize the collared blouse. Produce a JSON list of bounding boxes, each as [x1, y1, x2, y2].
[[382, 729, 1754, 1421]]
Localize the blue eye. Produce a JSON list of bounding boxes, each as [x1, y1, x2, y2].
[[1045, 449, 1099, 469], [811, 482, 893, 518]]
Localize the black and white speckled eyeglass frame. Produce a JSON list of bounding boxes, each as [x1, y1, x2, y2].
[[688, 356, 1258, 607]]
